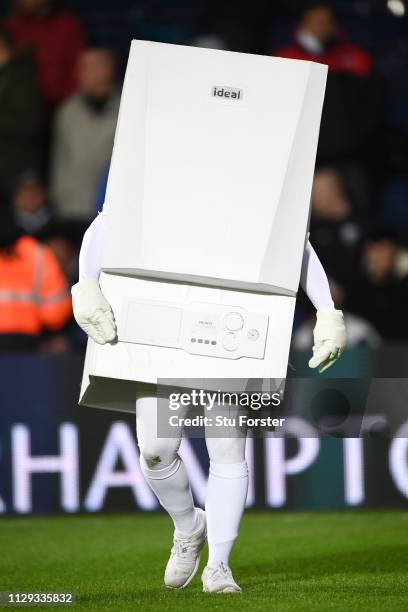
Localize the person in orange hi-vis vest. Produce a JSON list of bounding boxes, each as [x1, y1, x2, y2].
[[0, 209, 72, 350]]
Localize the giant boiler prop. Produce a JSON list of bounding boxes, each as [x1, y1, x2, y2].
[[79, 40, 327, 412]]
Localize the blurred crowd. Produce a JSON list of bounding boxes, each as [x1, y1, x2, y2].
[[0, 0, 407, 353]]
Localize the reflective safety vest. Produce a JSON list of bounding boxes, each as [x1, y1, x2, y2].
[[0, 236, 72, 335]]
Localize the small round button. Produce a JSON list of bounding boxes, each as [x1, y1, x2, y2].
[[222, 333, 239, 352], [224, 312, 244, 332], [247, 329, 260, 341]]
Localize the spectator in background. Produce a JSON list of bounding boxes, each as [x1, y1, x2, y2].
[[12, 170, 79, 285], [277, 1, 372, 76], [378, 176, 408, 242], [347, 230, 408, 342], [6, 0, 85, 109], [50, 48, 119, 228], [43, 229, 78, 285], [276, 2, 383, 169], [0, 26, 43, 196], [0, 207, 72, 352], [12, 170, 51, 237], [310, 167, 364, 289]]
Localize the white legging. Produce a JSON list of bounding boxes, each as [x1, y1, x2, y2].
[[136, 395, 247, 467], [136, 394, 248, 552]]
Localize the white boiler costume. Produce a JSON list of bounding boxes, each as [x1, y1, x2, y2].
[[72, 41, 346, 593]]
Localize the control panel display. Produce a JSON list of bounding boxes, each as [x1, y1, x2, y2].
[[119, 299, 268, 360]]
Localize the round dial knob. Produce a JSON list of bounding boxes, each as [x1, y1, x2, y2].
[[247, 328, 260, 341], [224, 312, 244, 332], [222, 333, 239, 352]]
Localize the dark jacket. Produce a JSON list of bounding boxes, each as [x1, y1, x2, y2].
[[0, 54, 43, 195]]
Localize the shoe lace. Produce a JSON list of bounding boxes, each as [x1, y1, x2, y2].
[[170, 536, 194, 559], [209, 562, 232, 580]]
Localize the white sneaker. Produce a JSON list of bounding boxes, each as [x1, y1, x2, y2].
[[202, 562, 242, 593], [164, 508, 206, 589]]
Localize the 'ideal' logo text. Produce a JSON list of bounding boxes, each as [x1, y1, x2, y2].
[[212, 86, 242, 100]]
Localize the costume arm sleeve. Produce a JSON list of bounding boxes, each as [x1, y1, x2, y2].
[[300, 241, 335, 310], [78, 212, 107, 280]]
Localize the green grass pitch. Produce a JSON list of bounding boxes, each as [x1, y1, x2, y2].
[[1, 510, 408, 611]]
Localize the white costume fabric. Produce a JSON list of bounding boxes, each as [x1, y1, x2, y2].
[[309, 309, 347, 372], [73, 211, 342, 569], [78, 212, 108, 281], [71, 278, 116, 344]]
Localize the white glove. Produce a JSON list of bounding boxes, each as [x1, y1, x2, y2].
[[71, 278, 117, 345], [309, 309, 346, 373]]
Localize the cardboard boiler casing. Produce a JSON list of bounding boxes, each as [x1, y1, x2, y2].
[[79, 40, 327, 413]]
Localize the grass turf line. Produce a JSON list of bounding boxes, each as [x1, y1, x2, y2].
[[1, 511, 408, 611]]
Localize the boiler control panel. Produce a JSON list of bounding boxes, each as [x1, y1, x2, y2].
[[119, 299, 269, 360], [180, 302, 268, 359]]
